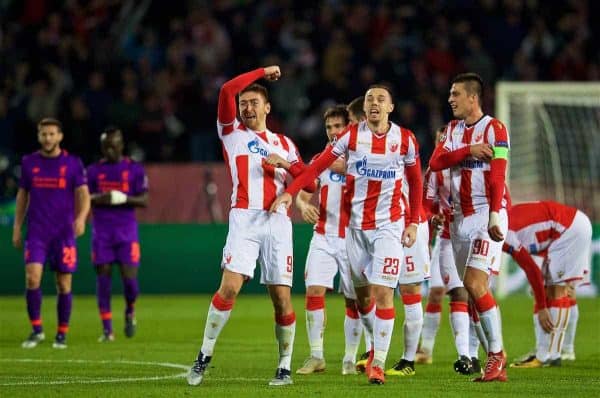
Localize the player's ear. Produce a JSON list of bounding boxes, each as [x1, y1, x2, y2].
[[387, 102, 394, 113], [265, 102, 271, 115]]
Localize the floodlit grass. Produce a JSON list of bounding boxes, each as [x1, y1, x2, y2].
[[1, 294, 598, 397]]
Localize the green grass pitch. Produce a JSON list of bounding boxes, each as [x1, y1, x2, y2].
[[1, 294, 598, 397]]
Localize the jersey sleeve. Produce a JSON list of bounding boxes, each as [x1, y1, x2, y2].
[[86, 165, 98, 194], [487, 119, 510, 159], [133, 163, 149, 194], [405, 131, 419, 166], [72, 157, 87, 188], [331, 128, 350, 157], [19, 156, 31, 191], [502, 229, 522, 254], [284, 136, 301, 165]]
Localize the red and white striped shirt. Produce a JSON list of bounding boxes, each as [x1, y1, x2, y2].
[[330, 121, 419, 230], [313, 166, 349, 238], [441, 116, 510, 216], [424, 168, 452, 239], [503, 201, 577, 255], [219, 119, 301, 215]]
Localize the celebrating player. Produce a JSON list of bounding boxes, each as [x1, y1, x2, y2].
[[504, 201, 592, 368], [271, 85, 423, 385], [14, 118, 90, 349], [187, 66, 308, 387], [87, 127, 148, 342], [294, 105, 361, 375], [429, 73, 510, 382]]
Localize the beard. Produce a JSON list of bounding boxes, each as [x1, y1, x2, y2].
[[40, 143, 59, 154]]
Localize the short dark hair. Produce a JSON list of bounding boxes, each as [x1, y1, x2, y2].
[[102, 126, 122, 136], [37, 117, 62, 132], [324, 105, 350, 125], [367, 84, 394, 102], [451, 72, 484, 101], [347, 97, 365, 120], [240, 83, 269, 102]]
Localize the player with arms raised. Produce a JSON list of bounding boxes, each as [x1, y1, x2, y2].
[[271, 85, 423, 385], [87, 127, 148, 342], [429, 73, 510, 382], [187, 66, 308, 387], [14, 118, 90, 349]]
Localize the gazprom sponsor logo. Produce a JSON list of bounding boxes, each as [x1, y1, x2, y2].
[[461, 159, 485, 169], [329, 171, 346, 183], [247, 138, 269, 157], [356, 156, 396, 179]]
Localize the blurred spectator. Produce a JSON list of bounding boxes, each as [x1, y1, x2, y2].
[[0, 0, 596, 187]]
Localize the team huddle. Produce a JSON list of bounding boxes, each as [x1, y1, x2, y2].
[[13, 65, 591, 388]]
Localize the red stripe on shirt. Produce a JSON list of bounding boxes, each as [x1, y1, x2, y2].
[[361, 180, 382, 230], [371, 133, 386, 154], [278, 134, 290, 152], [235, 155, 249, 208], [348, 127, 358, 151], [338, 185, 348, 238], [262, 162, 277, 210], [345, 174, 355, 226], [390, 179, 403, 222], [400, 128, 409, 155], [315, 185, 328, 235], [535, 228, 562, 244], [460, 169, 475, 216]]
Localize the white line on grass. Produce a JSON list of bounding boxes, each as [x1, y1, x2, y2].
[[0, 358, 187, 386], [0, 358, 267, 386]]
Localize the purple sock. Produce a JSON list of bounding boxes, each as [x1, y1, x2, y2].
[[96, 274, 113, 333], [57, 292, 72, 336], [26, 288, 43, 333], [123, 277, 139, 317]]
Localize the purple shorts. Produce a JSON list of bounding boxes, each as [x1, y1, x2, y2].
[[92, 238, 141, 267], [25, 237, 78, 273]]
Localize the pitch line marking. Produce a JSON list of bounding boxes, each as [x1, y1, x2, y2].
[[0, 358, 266, 386], [0, 358, 187, 386]]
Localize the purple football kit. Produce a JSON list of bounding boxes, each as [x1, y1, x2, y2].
[[20, 150, 87, 272], [87, 158, 147, 267]]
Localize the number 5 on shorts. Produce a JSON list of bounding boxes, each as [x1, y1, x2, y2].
[[383, 257, 400, 275]]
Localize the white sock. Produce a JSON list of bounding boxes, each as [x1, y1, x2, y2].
[[358, 302, 375, 351], [449, 302, 470, 357], [276, 313, 296, 370], [562, 301, 578, 354], [475, 293, 502, 353], [344, 306, 361, 363], [402, 295, 423, 362], [373, 307, 395, 367], [469, 318, 481, 358], [420, 303, 442, 355], [305, 296, 326, 359], [201, 294, 234, 356], [548, 299, 569, 360], [535, 312, 550, 362]]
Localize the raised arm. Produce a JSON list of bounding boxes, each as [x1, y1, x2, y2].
[[218, 66, 281, 125]]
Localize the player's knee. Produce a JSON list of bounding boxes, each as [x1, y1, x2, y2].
[[429, 287, 445, 304], [56, 280, 71, 294], [95, 264, 111, 276], [25, 275, 41, 289], [448, 286, 469, 302], [217, 285, 240, 301], [120, 265, 138, 279]]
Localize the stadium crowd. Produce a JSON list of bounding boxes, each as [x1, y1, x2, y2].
[[0, 0, 598, 199]]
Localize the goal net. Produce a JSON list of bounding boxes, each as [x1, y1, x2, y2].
[[495, 82, 600, 297]]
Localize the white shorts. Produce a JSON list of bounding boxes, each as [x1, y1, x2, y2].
[[543, 210, 592, 286], [451, 208, 507, 277], [221, 208, 293, 286], [430, 233, 464, 291], [400, 221, 431, 285], [304, 233, 356, 299], [346, 222, 406, 289]]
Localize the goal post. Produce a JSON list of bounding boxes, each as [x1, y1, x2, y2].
[[495, 82, 600, 298]]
